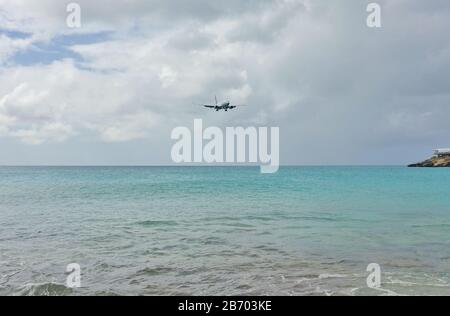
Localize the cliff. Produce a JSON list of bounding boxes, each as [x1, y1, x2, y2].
[[408, 155, 450, 167]]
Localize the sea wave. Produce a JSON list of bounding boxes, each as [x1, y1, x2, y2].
[[135, 220, 178, 227], [13, 282, 74, 296]]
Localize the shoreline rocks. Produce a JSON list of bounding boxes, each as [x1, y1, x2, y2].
[[408, 155, 450, 167]]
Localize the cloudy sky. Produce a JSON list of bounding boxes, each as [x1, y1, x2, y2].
[[0, 0, 449, 165]]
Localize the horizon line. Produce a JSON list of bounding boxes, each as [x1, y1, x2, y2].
[[0, 164, 406, 167]]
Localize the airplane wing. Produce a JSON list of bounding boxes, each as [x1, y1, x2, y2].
[[202, 105, 215, 108]]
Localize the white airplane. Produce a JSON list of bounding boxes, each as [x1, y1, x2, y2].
[[202, 96, 246, 112], [433, 148, 450, 156]]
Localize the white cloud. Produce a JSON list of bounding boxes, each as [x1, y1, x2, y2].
[[0, 59, 162, 144], [159, 65, 178, 88], [99, 111, 160, 143], [0, 34, 33, 64], [11, 122, 73, 145]]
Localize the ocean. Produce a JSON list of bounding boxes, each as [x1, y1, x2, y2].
[[0, 166, 449, 296]]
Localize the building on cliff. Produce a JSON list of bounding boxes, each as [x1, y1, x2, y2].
[[434, 148, 450, 157]]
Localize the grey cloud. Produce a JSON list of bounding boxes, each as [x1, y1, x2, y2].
[[225, 0, 306, 44], [0, 0, 450, 165], [166, 26, 216, 51]]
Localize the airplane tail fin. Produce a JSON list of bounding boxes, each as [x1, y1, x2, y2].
[[215, 95, 218, 106]]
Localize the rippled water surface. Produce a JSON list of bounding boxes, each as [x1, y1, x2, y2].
[[1, 166, 449, 296]]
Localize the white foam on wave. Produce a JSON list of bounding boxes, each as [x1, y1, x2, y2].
[[318, 273, 347, 279], [14, 282, 74, 296]]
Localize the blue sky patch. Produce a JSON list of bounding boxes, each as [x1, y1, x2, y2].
[[0, 28, 32, 39], [8, 31, 113, 66]]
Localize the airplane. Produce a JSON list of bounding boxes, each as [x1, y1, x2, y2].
[[202, 96, 246, 111]]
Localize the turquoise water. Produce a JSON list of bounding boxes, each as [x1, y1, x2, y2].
[[0, 166, 449, 296]]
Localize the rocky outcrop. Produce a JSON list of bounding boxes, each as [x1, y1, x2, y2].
[[408, 155, 450, 167]]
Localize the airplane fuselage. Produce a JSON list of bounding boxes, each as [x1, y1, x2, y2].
[[215, 102, 236, 111], [203, 97, 240, 111]]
